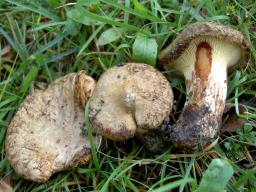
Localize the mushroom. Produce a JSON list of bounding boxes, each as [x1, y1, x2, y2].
[[5, 72, 101, 182], [159, 22, 248, 149], [89, 63, 173, 141]]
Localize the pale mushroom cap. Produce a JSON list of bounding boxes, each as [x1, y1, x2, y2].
[[172, 37, 242, 86], [159, 22, 248, 70], [89, 63, 173, 141], [5, 72, 101, 183]]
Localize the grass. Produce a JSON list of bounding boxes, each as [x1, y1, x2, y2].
[[0, 0, 256, 191]]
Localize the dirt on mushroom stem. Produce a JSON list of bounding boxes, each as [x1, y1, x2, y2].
[[168, 40, 228, 149], [155, 32, 245, 151]]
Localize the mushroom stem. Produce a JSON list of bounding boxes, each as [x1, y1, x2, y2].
[[170, 39, 237, 148], [157, 22, 248, 151]]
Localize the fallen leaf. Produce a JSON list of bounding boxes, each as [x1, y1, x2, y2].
[[0, 45, 14, 61], [0, 172, 12, 192], [221, 103, 248, 133], [1, 45, 11, 56]]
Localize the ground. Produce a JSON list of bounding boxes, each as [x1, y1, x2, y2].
[[0, 0, 256, 191]]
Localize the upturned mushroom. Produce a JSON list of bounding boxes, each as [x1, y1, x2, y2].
[[5, 72, 101, 182], [89, 63, 173, 141], [159, 22, 248, 149]]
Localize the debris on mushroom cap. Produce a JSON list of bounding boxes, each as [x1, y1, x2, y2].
[[158, 22, 249, 149], [89, 63, 173, 141], [5, 72, 101, 183]]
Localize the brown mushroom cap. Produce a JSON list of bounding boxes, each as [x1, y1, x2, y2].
[[5, 72, 101, 183], [159, 22, 248, 65], [89, 63, 173, 141]]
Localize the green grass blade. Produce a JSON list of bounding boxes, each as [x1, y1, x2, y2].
[[20, 65, 39, 94], [0, 27, 19, 55], [6, 0, 60, 20], [34, 33, 66, 55], [235, 167, 256, 188], [151, 178, 195, 192], [85, 98, 100, 170], [30, 21, 69, 32], [100, 0, 163, 22], [70, 6, 140, 31], [78, 24, 105, 56]]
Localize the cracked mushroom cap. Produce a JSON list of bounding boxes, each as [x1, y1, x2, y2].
[[89, 63, 173, 141], [5, 72, 101, 183]]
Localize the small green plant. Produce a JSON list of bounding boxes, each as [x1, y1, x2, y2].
[[132, 31, 158, 66], [197, 159, 234, 192]]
